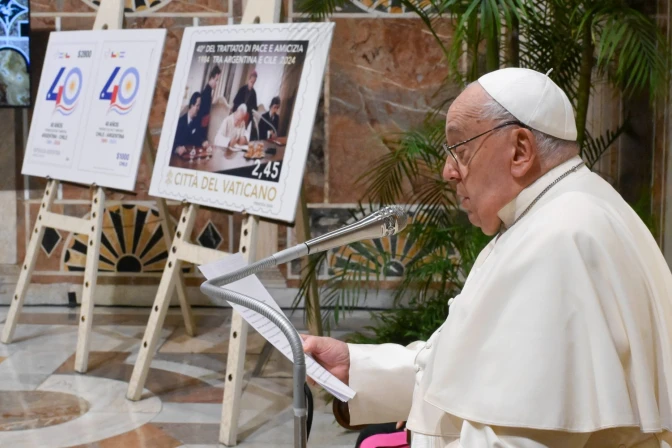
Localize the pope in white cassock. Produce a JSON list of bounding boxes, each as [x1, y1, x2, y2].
[[301, 67, 672, 447]]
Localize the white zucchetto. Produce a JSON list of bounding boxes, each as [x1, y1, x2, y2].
[[478, 68, 578, 141]]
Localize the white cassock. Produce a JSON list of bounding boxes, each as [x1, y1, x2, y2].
[[347, 156, 672, 447], [214, 113, 248, 147]]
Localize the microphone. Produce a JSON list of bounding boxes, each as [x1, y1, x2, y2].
[[289, 204, 408, 260], [201, 205, 409, 288], [270, 205, 408, 266]]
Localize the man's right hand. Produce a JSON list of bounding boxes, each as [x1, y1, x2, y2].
[[176, 146, 186, 155], [300, 334, 350, 386]]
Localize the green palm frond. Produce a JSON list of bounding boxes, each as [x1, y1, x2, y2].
[[294, 0, 349, 19], [293, 251, 327, 322], [586, 4, 669, 98], [357, 120, 446, 205], [358, 140, 422, 206], [292, 204, 392, 327], [347, 296, 451, 346], [518, 0, 582, 106], [293, 245, 371, 327], [582, 121, 629, 170], [396, 0, 527, 84]]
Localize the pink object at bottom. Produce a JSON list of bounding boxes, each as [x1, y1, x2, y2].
[[360, 431, 409, 448]]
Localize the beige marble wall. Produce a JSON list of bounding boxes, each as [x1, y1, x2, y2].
[[326, 18, 455, 203]]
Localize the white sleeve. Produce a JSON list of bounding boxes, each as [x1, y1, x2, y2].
[[446, 421, 591, 448], [347, 342, 424, 426]]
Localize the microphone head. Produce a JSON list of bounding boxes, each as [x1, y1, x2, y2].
[[378, 205, 409, 237], [303, 205, 409, 255]]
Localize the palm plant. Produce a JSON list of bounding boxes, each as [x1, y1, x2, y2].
[[294, 0, 670, 341]]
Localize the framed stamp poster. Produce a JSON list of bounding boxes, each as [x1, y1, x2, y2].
[[21, 29, 166, 191], [148, 23, 334, 223]]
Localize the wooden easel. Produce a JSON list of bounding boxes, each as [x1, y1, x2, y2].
[[125, 1, 316, 446], [0, 0, 195, 373]]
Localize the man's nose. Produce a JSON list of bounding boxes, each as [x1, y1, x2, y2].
[[443, 159, 462, 182]]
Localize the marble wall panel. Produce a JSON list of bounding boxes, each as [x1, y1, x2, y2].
[[59, 17, 96, 30], [62, 0, 95, 12], [327, 18, 456, 204], [30, 0, 59, 13], [28, 17, 56, 31]]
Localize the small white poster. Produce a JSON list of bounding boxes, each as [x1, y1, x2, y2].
[[149, 23, 334, 223], [22, 29, 166, 191], [25, 42, 96, 169]]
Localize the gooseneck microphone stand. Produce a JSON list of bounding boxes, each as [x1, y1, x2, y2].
[[200, 247, 311, 448]]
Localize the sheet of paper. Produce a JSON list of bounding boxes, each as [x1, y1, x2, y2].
[[199, 253, 355, 402]]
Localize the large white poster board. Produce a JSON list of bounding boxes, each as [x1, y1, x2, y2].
[[149, 23, 334, 223], [22, 29, 166, 191]]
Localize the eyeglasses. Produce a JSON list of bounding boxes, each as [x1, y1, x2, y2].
[[442, 120, 527, 168]]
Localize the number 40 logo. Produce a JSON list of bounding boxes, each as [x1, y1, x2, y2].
[[100, 66, 140, 115], [46, 67, 83, 115]]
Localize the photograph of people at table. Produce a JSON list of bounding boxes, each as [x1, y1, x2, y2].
[[169, 39, 307, 183]]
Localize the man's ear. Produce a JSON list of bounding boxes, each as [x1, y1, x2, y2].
[[510, 128, 537, 179]]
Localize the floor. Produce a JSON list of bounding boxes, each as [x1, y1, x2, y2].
[[0, 306, 366, 448]]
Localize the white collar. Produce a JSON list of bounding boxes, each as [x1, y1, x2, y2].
[[497, 155, 584, 229]]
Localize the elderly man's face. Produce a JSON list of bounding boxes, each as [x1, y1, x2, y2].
[[442, 83, 535, 235]]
